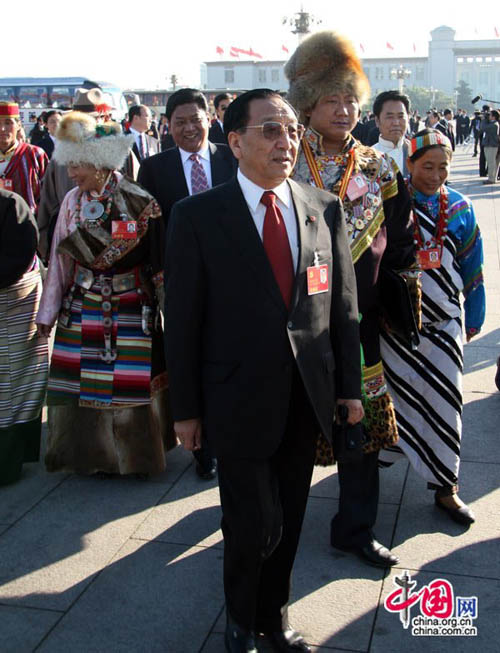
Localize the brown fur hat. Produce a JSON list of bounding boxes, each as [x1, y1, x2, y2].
[[285, 31, 370, 120]]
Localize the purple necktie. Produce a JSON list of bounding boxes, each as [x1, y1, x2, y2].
[[139, 134, 146, 160], [190, 153, 210, 195]]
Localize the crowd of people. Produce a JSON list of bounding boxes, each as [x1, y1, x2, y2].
[[0, 28, 494, 653]]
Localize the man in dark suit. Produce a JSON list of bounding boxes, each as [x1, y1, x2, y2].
[[38, 110, 62, 160], [165, 89, 363, 653], [138, 88, 235, 229], [126, 104, 161, 162], [208, 92, 232, 144], [139, 88, 235, 480]]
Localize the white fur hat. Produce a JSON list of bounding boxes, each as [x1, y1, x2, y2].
[[53, 111, 133, 170]]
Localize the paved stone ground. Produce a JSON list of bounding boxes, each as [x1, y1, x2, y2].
[[1, 148, 499, 652]]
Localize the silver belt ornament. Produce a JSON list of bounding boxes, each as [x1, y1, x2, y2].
[[99, 275, 117, 364]]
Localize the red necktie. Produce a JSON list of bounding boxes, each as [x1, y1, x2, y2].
[[260, 191, 294, 309]]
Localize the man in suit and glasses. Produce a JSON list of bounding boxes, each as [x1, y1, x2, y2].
[[209, 92, 233, 144], [164, 89, 363, 653]]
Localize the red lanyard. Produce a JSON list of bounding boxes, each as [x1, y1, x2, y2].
[[411, 186, 449, 251]]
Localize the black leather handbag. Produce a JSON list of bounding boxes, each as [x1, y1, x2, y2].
[[378, 267, 420, 350]]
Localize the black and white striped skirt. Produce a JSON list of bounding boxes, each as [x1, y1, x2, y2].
[[379, 317, 463, 487]]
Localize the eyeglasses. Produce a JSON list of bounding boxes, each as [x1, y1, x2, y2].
[[242, 121, 305, 141]]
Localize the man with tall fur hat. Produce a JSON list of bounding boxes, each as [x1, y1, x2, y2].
[[0, 101, 48, 213], [286, 31, 416, 567]]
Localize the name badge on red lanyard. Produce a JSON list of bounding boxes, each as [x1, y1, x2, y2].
[[346, 174, 369, 201], [418, 247, 441, 269], [112, 220, 138, 239], [0, 178, 13, 191]]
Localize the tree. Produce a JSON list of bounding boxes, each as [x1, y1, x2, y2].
[[455, 80, 473, 110]]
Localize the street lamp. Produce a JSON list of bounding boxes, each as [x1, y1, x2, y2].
[[282, 6, 322, 43], [390, 64, 411, 93]]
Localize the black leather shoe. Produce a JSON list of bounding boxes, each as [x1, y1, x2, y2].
[[332, 539, 400, 568], [195, 458, 217, 480], [225, 618, 257, 653], [435, 490, 475, 526], [265, 628, 311, 652]]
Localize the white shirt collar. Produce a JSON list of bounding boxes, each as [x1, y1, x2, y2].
[[129, 126, 143, 137], [179, 143, 210, 165], [378, 135, 405, 150], [237, 168, 291, 212]]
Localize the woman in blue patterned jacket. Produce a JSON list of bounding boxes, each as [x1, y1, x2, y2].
[[380, 128, 485, 526]]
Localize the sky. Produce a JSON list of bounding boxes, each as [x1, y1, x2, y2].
[[4, 0, 499, 90]]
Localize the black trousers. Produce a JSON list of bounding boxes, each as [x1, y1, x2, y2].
[[330, 450, 380, 548], [217, 369, 318, 632], [480, 144, 487, 176]]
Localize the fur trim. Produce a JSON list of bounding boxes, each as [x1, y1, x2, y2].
[[54, 111, 133, 170], [285, 31, 370, 119]]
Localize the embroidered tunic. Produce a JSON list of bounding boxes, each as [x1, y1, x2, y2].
[[294, 127, 415, 453]]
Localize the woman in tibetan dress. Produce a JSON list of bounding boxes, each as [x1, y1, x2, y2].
[[0, 189, 48, 484], [36, 112, 176, 476], [380, 129, 485, 525]]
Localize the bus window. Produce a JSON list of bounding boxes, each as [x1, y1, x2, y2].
[[50, 86, 74, 107], [0, 86, 15, 102], [19, 86, 48, 107]]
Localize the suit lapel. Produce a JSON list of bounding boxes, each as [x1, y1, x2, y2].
[[288, 179, 320, 313], [217, 179, 287, 315], [173, 148, 189, 198]]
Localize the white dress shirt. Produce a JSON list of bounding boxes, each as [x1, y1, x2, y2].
[[237, 168, 299, 271], [129, 126, 146, 156], [179, 144, 212, 195], [373, 135, 405, 173]]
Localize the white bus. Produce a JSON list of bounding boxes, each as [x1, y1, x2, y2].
[[0, 77, 129, 130]]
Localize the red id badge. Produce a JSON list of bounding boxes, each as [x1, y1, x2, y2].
[[346, 174, 369, 201], [0, 178, 13, 191], [418, 247, 441, 270], [112, 220, 138, 240], [307, 264, 329, 295]]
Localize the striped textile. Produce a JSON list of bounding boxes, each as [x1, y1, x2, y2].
[[0, 268, 48, 428], [379, 204, 465, 486], [48, 281, 152, 407], [3, 143, 48, 213]]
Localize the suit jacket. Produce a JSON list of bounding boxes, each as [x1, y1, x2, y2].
[[39, 134, 55, 159], [164, 178, 361, 459], [208, 120, 227, 144], [137, 142, 236, 225], [125, 130, 161, 162]]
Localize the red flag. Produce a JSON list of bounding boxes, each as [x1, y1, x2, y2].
[[495, 27, 499, 37], [282, 44, 289, 54], [413, 42, 416, 53], [360, 43, 365, 53], [386, 42, 394, 50], [230, 47, 239, 58], [216, 46, 224, 55], [249, 48, 263, 59]]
